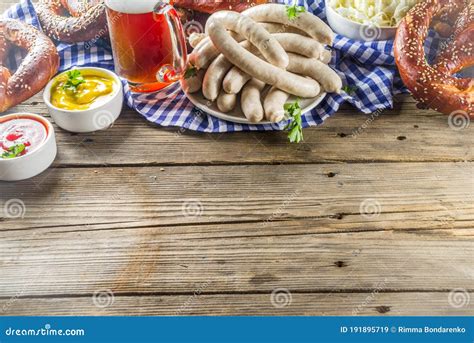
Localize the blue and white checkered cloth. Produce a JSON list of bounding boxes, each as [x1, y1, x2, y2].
[[4, 0, 440, 132]]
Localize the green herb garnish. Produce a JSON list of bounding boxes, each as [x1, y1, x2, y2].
[[342, 84, 358, 95], [284, 100, 304, 143], [184, 66, 198, 79], [286, 3, 306, 20], [62, 69, 85, 92], [1, 143, 26, 159]]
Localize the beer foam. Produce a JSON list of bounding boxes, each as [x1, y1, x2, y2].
[[105, 0, 169, 14]]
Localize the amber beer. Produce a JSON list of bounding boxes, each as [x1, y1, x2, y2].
[[105, 0, 187, 93]]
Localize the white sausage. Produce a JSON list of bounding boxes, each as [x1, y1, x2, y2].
[[271, 33, 325, 60], [260, 22, 307, 36], [206, 11, 289, 68], [181, 69, 205, 94], [243, 4, 334, 45], [241, 79, 266, 123], [189, 24, 307, 70], [188, 38, 216, 70], [217, 91, 237, 113], [188, 31, 241, 70], [223, 67, 251, 94], [202, 54, 233, 101], [206, 14, 320, 98], [287, 53, 342, 93], [264, 87, 290, 123], [225, 39, 331, 96], [320, 50, 332, 64], [189, 33, 207, 49]]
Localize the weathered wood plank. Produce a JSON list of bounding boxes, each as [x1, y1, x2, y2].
[[1, 292, 472, 316], [0, 222, 472, 297], [1, 163, 472, 230], [4, 94, 473, 165]]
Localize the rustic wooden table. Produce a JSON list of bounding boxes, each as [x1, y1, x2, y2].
[[0, 1, 473, 316]]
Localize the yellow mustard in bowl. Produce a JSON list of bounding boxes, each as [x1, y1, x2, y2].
[[50, 69, 115, 111]]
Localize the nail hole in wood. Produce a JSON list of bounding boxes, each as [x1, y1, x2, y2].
[[375, 305, 391, 313]]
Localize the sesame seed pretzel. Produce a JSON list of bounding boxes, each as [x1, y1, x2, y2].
[[435, 3, 474, 74], [173, 0, 259, 14], [35, 0, 107, 43], [394, 0, 473, 116], [0, 19, 59, 113]]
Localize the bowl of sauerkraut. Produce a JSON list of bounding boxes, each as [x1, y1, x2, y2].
[[325, 0, 419, 41]]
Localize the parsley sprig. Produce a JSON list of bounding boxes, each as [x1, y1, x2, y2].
[[284, 100, 304, 143], [63, 69, 85, 93], [2, 143, 26, 159], [184, 66, 198, 79], [286, 3, 306, 20], [342, 84, 358, 95]]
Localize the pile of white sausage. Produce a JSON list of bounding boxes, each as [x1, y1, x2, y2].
[[181, 4, 343, 123]]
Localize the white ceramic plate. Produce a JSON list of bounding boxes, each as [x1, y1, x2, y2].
[[185, 90, 327, 125]]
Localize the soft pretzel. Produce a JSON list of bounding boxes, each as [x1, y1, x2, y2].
[[394, 0, 473, 116], [173, 0, 257, 14], [0, 19, 59, 113], [434, 3, 474, 74], [35, 0, 107, 43]]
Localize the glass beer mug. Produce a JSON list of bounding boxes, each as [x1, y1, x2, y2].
[[105, 0, 187, 94]]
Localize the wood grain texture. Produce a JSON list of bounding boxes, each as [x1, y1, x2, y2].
[[3, 94, 473, 166], [1, 293, 472, 316], [1, 163, 473, 230], [1, 0, 473, 317], [0, 220, 473, 298]]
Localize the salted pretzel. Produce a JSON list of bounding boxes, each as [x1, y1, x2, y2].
[[435, 3, 474, 74], [394, 0, 473, 116], [35, 0, 107, 43], [0, 19, 59, 113], [173, 0, 260, 14]]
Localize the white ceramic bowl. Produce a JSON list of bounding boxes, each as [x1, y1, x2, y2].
[[44, 67, 124, 133], [0, 113, 57, 181], [325, 1, 397, 41]]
